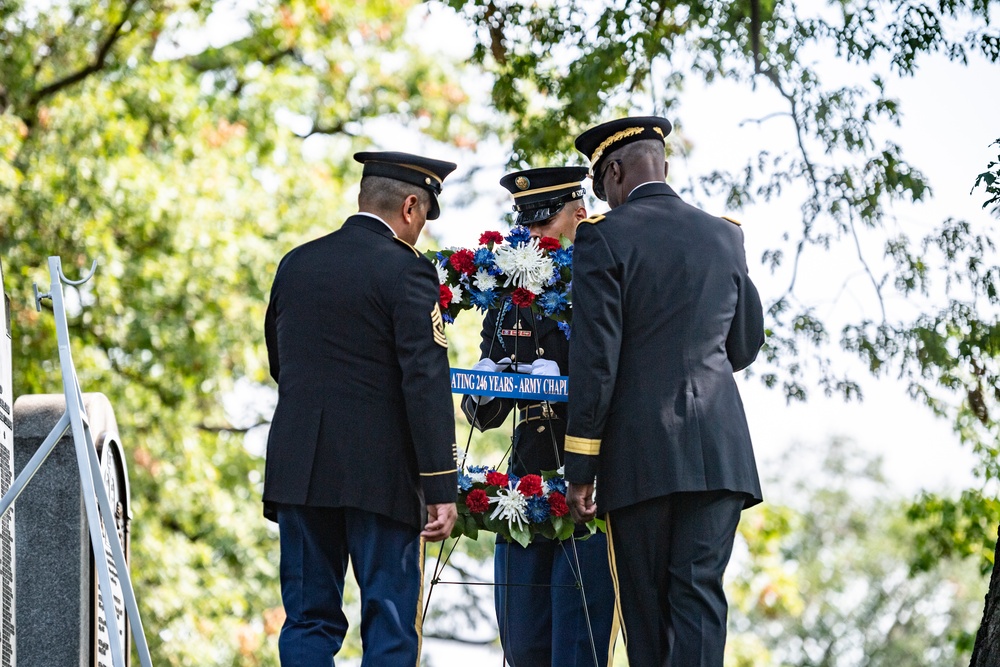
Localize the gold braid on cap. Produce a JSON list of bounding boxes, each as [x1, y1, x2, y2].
[[512, 181, 584, 198], [590, 127, 644, 169]]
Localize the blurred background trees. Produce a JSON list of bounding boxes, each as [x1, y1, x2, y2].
[[1, 0, 997, 664]]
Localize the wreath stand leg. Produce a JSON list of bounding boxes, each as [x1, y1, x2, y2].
[[422, 305, 603, 667]]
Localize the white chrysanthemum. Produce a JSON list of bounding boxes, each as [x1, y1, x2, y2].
[[473, 269, 497, 291], [489, 485, 528, 530], [468, 470, 487, 483], [435, 261, 448, 284], [493, 239, 555, 291], [449, 282, 464, 304]]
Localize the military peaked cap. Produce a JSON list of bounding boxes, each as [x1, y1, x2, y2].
[[574, 116, 673, 191], [499, 166, 589, 226], [354, 150, 458, 220]]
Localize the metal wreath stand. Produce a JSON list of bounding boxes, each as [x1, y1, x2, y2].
[[0, 257, 153, 667], [423, 298, 602, 667]]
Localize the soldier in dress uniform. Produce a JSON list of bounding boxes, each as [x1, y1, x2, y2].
[[462, 167, 617, 667], [563, 117, 766, 667], [264, 151, 460, 666]]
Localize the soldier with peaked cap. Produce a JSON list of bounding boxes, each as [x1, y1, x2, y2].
[[462, 166, 618, 667], [264, 150, 459, 666], [563, 117, 766, 667]]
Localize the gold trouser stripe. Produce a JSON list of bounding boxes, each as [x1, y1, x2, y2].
[[565, 434, 601, 455], [415, 536, 426, 665], [420, 469, 455, 477], [606, 514, 627, 651], [606, 599, 621, 667]]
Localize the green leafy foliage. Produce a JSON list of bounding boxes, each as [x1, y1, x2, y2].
[[726, 441, 989, 666], [0, 1, 475, 664]]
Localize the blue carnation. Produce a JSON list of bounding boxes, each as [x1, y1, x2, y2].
[[537, 290, 569, 316], [557, 321, 571, 340], [436, 251, 446, 262], [525, 496, 551, 524], [473, 247, 496, 268], [507, 473, 520, 489], [505, 226, 531, 246], [443, 312, 454, 324], [546, 476, 567, 495], [550, 247, 573, 268], [469, 288, 498, 312], [458, 473, 473, 491], [468, 465, 491, 475]]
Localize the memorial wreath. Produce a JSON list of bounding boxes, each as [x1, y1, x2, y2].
[[426, 226, 574, 338], [452, 464, 603, 547]]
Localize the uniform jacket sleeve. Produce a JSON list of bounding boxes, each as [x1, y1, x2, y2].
[[564, 222, 623, 484], [264, 258, 285, 384], [393, 259, 458, 505], [461, 309, 517, 431], [726, 233, 766, 372]]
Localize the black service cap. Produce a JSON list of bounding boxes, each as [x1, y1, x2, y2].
[[354, 150, 457, 220], [499, 166, 588, 226], [574, 116, 672, 194]]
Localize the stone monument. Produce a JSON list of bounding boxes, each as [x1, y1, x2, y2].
[[13, 393, 131, 666], [0, 258, 14, 667]]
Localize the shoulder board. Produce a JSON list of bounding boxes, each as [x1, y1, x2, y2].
[[393, 236, 420, 256], [720, 215, 742, 227], [581, 214, 605, 225]]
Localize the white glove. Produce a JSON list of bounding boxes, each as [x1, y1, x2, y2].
[[469, 357, 512, 405], [512, 358, 560, 376]]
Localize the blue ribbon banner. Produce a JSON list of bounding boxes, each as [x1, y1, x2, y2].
[[450, 369, 568, 402]]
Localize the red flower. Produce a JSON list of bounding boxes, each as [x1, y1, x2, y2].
[[517, 474, 544, 497], [448, 248, 476, 275], [479, 231, 504, 246], [466, 489, 489, 513], [548, 492, 569, 517], [485, 471, 509, 487], [537, 236, 562, 252], [439, 284, 452, 309], [511, 288, 536, 307]]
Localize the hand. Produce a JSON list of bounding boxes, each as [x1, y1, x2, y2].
[[470, 357, 512, 405], [567, 482, 597, 524], [511, 358, 560, 375], [421, 502, 458, 542]]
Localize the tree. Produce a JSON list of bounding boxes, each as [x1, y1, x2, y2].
[[0, 1, 476, 663], [968, 137, 1000, 666], [445, 0, 1000, 655], [727, 440, 986, 666]]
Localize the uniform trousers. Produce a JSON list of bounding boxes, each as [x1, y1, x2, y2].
[[605, 491, 746, 667], [495, 531, 617, 667], [276, 504, 424, 667]]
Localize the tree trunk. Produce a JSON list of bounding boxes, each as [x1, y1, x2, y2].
[[970, 522, 1000, 666]]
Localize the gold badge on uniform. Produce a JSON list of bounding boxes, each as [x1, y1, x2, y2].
[[515, 176, 530, 190], [431, 304, 448, 348]]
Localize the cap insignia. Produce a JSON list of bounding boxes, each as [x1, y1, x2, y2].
[[515, 176, 530, 190]]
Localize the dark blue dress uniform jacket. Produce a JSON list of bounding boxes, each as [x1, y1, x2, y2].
[[461, 307, 569, 476], [263, 214, 458, 529], [564, 183, 765, 514]]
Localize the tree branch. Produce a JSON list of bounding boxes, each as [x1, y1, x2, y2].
[[28, 0, 140, 107]]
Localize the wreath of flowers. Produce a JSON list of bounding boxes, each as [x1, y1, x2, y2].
[[453, 465, 602, 546], [426, 227, 574, 338]]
